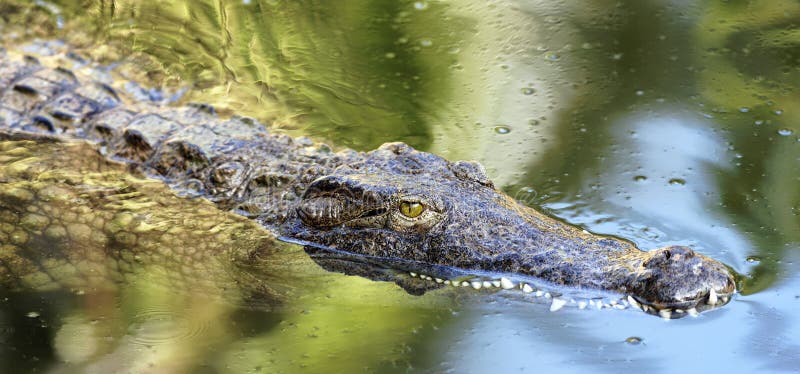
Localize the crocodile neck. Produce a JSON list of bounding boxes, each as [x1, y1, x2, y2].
[[0, 44, 364, 233]]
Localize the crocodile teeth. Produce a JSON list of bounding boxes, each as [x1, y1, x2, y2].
[[521, 284, 534, 293], [659, 309, 672, 319], [687, 308, 699, 317], [491, 280, 501, 288], [535, 290, 544, 297], [627, 296, 641, 309], [443, 280, 450, 285], [461, 281, 470, 287], [550, 298, 567, 312], [471, 281, 482, 290], [499, 277, 515, 289], [721, 296, 729, 303], [435, 278, 443, 283], [577, 301, 588, 310], [482, 281, 492, 288], [707, 289, 718, 305], [409, 272, 417, 277]]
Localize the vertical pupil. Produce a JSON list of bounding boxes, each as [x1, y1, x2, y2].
[[401, 202, 424, 217]]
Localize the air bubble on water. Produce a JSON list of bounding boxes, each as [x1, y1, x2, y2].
[[668, 178, 686, 186], [420, 39, 433, 47], [739, 107, 750, 113], [774, 109, 784, 115], [545, 53, 560, 61], [521, 87, 535, 95], [777, 128, 793, 136], [385, 52, 396, 59], [746, 256, 761, 263], [633, 175, 647, 182], [494, 126, 511, 134], [413, 1, 428, 10], [625, 337, 643, 345], [635, 90, 644, 96]]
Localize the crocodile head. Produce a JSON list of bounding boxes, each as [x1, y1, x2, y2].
[[280, 142, 736, 317]]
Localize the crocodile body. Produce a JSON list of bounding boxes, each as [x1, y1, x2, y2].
[[0, 41, 736, 317]]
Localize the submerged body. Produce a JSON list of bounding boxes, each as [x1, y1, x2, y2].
[[0, 41, 735, 317]]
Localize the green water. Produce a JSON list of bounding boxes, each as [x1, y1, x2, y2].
[[1, 0, 799, 372]]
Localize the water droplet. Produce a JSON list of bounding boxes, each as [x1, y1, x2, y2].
[[520, 87, 535, 95], [612, 53, 623, 60], [754, 119, 764, 126], [493, 126, 511, 134], [777, 128, 794, 136], [528, 119, 540, 126], [26, 311, 40, 318], [413, 1, 428, 10], [581, 42, 593, 49], [384, 52, 396, 59], [625, 336, 643, 345], [633, 175, 647, 182], [419, 39, 433, 47], [668, 178, 686, 186], [635, 90, 644, 96], [447, 47, 460, 54], [739, 107, 750, 113], [774, 109, 784, 115], [746, 256, 761, 263]]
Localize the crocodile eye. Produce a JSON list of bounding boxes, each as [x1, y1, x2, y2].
[[399, 201, 425, 218]]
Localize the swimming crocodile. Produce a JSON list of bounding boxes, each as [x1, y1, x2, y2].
[[0, 41, 736, 318]]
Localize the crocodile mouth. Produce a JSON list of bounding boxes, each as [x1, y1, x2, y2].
[[288, 237, 736, 319], [406, 268, 735, 319]]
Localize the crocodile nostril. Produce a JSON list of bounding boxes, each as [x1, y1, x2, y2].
[[661, 246, 696, 261]]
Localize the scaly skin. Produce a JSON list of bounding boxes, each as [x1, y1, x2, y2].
[[0, 139, 283, 299], [0, 40, 736, 317]]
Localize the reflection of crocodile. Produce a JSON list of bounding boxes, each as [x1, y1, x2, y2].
[[0, 41, 736, 318]]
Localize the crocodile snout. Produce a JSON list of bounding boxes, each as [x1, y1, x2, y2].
[[629, 245, 736, 316]]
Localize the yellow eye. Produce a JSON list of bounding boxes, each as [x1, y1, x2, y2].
[[399, 201, 425, 218]]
